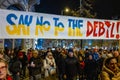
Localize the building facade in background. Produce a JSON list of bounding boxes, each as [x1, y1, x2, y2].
[[0, 0, 40, 50]]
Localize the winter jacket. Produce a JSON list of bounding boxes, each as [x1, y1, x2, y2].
[[84, 59, 98, 80], [101, 65, 120, 80], [6, 75, 13, 80], [85, 59, 97, 74], [43, 57, 56, 77], [9, 57, 22, 74], [57, 53, 66, 74], [64, 56, 80, 78], [19, 54, 28, 68], [92, 52, 99, 61], [29, 57, 42, 76]]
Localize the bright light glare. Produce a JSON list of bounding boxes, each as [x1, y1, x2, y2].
[[65, 8, 69, 12]]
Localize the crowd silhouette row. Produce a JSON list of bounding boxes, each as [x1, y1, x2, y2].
[[0, 47, 120, 80]]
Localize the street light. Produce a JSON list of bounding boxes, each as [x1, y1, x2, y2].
[[61, 7, 70, 15], [65, 8, 69, 12]]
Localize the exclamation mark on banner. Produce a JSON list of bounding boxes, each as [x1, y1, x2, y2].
[[116, 22, 120, 39]]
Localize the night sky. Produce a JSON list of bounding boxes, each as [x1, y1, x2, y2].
[[35, 0, 120, 19]]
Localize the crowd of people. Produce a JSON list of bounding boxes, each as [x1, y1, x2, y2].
[[0, 47, 120, 80]]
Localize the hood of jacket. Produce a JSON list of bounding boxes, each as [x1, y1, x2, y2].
[[102, 64, 120, 77]]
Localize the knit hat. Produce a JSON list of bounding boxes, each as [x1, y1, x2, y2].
[[18, 52, 23, 57], [68, 48, 73, 53]]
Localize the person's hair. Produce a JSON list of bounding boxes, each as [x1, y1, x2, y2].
[[0, 58, 10, 75], [0, 58, 7, 65], [0, 49, 4, 55], [105, 57, 117, 66], [33, 50, 38, 54]]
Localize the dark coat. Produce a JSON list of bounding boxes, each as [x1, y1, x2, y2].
[[6, 75, 13, 80], [29, 57, 42, 76], [84, 59, 98, 80], [64, 56, 80, 78], [9, 57, 22, 74], [57, 53, 66, 74], [84, 59, 97, 74], [101, 65, 120, 80], [19, 54, 28, 68]]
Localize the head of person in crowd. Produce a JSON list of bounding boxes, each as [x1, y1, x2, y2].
[[32, 50, 38, 58], [101, 50, 107, 58], [20, 49, 26, 55], [113, 51, 119, 58], [0, 58, 12, 80], [0, 50, 4, 59], [105, 57, 118, 72], [88, 54, 93, 60], [47, 47, 51, 52], [85, 48, 89, 52], [55, 47, 61, 52], [60, 48, 67, 58], [61, 48, 65, 54], [68, 48, 74, 57], [61, 48, 67, 54], [101, 57, 120, 80], [47, 52, 53, 59], [18, 52, 24, 59], [93, 48, 98, 53]]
